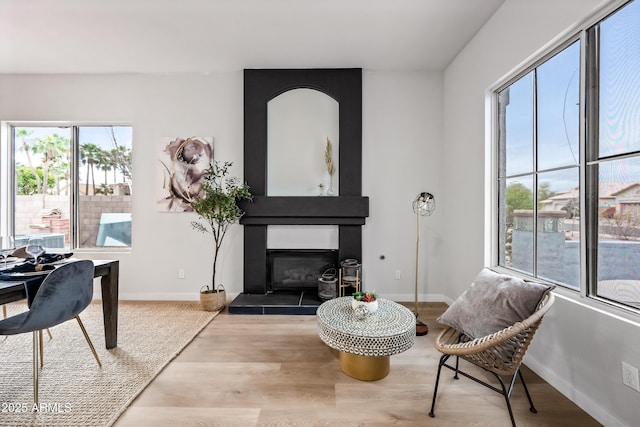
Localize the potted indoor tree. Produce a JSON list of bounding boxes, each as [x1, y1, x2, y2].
[[191, 161, 251, 311]]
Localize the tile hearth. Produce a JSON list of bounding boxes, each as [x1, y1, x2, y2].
[[228, 291, 324, 315]]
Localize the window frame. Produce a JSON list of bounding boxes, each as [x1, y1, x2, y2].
[[1, 121, 133, 252], [488, 0, 640, 317]]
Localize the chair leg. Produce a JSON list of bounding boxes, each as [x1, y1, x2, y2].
[[494, 373, 517, 427], [433, 356, 537, 427], [39, 330, 44, 368], [75, 316, 101, 367], [1, 305, 5, 341], [518, 369, 537, 413], [45, 328, 52, 339], [428, 354, 450, 418], [32, 331, 39, 406], [454, 356, 460, 380]]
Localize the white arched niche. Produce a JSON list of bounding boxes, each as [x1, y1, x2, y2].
[[267, 88, 339, 196]]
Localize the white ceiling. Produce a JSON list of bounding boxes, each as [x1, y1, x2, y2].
[[0, 0, 505, 74]]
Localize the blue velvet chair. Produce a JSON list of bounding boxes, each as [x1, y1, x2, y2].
[[0, 259, 101, 404]]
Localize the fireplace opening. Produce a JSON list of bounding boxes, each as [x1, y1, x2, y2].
[[267, 249, 338, 292]]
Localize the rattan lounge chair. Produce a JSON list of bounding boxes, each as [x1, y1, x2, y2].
[[429, 292, 555, 427]]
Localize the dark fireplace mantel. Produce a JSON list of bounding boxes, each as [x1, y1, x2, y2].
[[240, 196, 369, 225], [240, 68, 369, 296]]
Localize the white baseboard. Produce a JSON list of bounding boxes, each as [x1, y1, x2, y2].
[[525, 357, 626, 427], [98, 292, 451, 304], [92, 291, 240, 301], [380, 293, 452, 304]]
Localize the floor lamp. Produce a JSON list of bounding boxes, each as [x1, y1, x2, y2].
[[412, 192, 435, 336]]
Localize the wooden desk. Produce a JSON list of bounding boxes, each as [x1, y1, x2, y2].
[[0, 280, 27, 306], [0, 259, 119, 349]]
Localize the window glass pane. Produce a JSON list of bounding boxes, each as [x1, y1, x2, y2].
[[597, 157, 640, 308], [537, 42, 581, 170], [499, 73, 534, 177], [537, 168, 580, 288], [599, 0, 640, 157], [502, 176, 534, 274], [13, 127, 71, 250], [496, 0, 640, 312], [78, 126, 133, 248]]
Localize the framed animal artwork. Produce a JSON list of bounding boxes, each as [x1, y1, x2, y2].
[[157, 136, 213, 212]]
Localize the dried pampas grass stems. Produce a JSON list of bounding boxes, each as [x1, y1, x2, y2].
[[324, 138, 335, 176]]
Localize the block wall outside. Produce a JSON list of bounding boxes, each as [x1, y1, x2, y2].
[[512, 231, 640, 286], [15, 195, 132, 248]]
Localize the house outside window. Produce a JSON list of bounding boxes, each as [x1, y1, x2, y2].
[[4, 124, 132, 250], [494, 0, 640, 311]]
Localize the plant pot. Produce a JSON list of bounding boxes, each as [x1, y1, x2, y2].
[[351, 299, 378, 314], [200, 284, 226, 312]]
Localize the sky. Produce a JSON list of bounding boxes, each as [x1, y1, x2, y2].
[[600, 0, 640, 158], [501, 0, 640, 195]]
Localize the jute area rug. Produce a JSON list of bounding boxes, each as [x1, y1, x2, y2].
[[0, 301, 218, 427]]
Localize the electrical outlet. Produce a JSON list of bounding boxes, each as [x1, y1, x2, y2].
[[395, 270, 402, 280], [178, 268, 185, 279], [622, 362, 640, 392]]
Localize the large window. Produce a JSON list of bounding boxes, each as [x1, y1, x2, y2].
[[495, 0, 640, 311], [5, 124, 132, 250]]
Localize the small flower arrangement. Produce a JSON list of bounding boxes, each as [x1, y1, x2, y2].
[[353, 291, 377, 302]]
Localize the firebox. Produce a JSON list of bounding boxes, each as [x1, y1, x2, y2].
[[267, 249, 338, 292]]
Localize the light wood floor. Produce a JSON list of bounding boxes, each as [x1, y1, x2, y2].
[[114, 302, 601, 427]]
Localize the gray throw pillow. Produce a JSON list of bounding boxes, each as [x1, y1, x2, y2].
[[437, 268, 554, 339]]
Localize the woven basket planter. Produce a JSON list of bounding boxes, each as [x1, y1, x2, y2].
[[200, 284, 226, 312]]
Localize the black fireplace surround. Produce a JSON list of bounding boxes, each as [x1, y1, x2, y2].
[[238, 68, 369, 296]]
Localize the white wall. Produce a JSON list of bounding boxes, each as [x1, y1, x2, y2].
[[362, 70, 444, 303], [0, 72, 245, 300], [442, 0, 640, 425], [0, 70, 442, 303]]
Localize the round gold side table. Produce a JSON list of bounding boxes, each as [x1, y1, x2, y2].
[[316, 297, 415, 381]]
